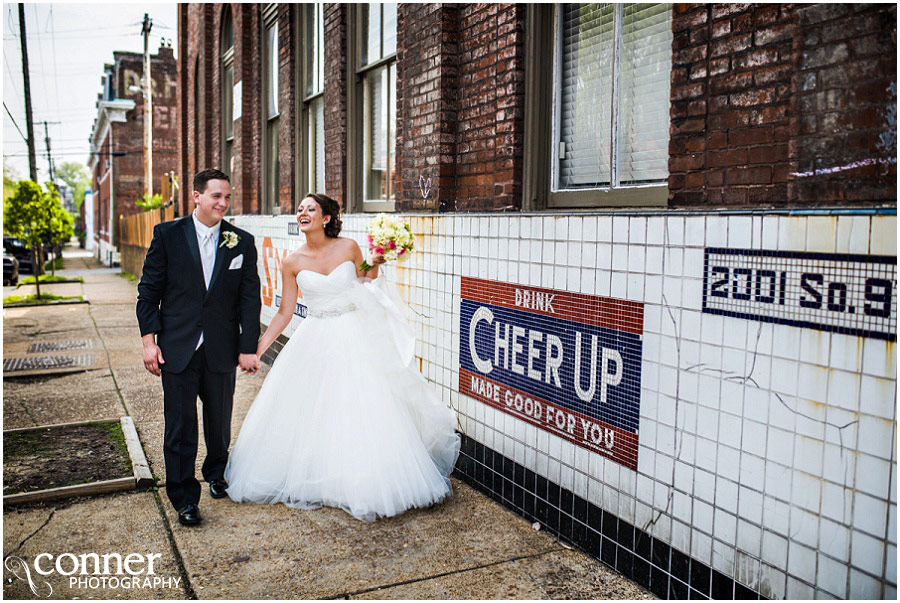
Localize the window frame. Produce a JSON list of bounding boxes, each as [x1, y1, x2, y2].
[[523, 3, 670, 210], [261, 3, 280, 215], [221, 6, 235, 214], [295, 2, 326, 209], [347, 3, 397, 213]]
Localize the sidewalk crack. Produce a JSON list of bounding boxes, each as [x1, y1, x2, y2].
[[5, 508, 55, 558], [87, 310, 129, 418], [16, 400, 39, 426], [326, 547, 562, 599], [151, 490, 198, 600]]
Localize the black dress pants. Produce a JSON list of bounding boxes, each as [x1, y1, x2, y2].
[[161, 345, 235, 510]]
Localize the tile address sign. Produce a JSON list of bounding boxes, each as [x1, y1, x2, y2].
[[702, 248, 896, 341]]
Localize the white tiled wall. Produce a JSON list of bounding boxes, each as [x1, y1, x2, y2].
[[233, 212, 897, 599]]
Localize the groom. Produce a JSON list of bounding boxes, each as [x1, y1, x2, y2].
[[136, 168, 261, 526]]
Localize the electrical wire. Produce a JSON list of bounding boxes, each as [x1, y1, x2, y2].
[[49, 4, 62, 123], [3, 102, 28, 142], [3, 46, 25, 116]]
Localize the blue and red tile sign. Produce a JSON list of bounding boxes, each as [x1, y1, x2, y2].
[[459, 277, 644, 471]]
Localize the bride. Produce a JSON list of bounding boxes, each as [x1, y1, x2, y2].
[[224, 193, 460, 521]]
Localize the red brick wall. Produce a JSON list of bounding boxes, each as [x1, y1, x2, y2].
[[454, 3, 526, 211], [323, 4, 347, 208], [788, 3, 897, 203], [669, 3, 896, 206], [276, 4, 296, 214], [179, 3, 894, 214], [182, 3, 265, 215], [177, 4, 190, 216], [669, 4, 794, 206], [99, 46, 179, 244], [396, 4, 459, 212], [235, 3, 261, 214]]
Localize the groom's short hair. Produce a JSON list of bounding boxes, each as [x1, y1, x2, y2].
[[193, 169, 230, 194]]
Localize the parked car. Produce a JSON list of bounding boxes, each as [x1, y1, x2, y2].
[[3, 237, 34, 274], [3, 250, 19, 285]]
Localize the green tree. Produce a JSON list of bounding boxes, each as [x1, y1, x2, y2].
[[55, 161, 91, 212], [4, 163, 20, 201], [3, 181, 59, 297], [43, 188, 75, 276]]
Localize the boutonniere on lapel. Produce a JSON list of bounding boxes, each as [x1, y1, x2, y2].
[[220, 231, 240, 249]]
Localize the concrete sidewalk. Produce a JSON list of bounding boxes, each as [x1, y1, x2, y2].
[[3, 247, 653, 600]]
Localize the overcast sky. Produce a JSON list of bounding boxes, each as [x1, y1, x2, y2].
[[3, 3, 178, 184]]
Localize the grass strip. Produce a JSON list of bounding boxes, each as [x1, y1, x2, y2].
[[2, 293, 84, 306], [17, 275, 84, 286]]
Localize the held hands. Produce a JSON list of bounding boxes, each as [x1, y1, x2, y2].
[[238, 353, 260, 375]]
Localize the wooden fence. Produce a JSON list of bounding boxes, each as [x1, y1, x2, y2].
[[118, 206, 175, 280]]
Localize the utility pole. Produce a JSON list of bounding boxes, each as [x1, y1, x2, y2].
[[40, 121, 61, 185], [18, 3, 37, 182], [141, 13, 153, 198]]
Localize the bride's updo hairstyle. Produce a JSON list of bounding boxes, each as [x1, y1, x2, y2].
[[305, 193, 342, 238]]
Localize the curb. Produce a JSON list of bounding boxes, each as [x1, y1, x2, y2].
[[3, 417, 157, 506], [15, 278, 85, 288], [121, 416, 155, 487], [2, 298, 89, 308], [2, 366, 96, 379]]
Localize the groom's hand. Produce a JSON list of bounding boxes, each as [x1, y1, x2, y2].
[[141, 334, 165, 376], [238, 353, 260, 375]]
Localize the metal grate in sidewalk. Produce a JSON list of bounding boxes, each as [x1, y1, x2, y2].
[[27, 340, 95, 353], [3, 355, 93, 373]]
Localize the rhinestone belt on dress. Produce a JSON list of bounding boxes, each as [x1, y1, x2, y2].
[[307, 302, 358, 318]]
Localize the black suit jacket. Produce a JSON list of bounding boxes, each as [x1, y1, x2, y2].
[[136, 216, 261, 374]]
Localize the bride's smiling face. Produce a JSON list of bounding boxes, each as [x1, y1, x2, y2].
[[297, 197, 330, 234]]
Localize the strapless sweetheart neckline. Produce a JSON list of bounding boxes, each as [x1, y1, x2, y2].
[[298, 260, 355, 278]]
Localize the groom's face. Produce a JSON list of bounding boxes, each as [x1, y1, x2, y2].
[[193, 179, 231, 227]]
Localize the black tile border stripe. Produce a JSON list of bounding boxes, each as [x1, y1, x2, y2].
[[452, 433, 766, 600], [705, 247, 897, 265]]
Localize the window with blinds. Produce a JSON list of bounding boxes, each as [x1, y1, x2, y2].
[[302, 3, 325, 195], [360, 3, 397, 206], [263, 5, 279, 214], [554, 3, 672, 192], [221, 7, 234, 185]]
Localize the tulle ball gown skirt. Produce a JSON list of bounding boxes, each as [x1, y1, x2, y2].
[[225, 287, 460, 522]]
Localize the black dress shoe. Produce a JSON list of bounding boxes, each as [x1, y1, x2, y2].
[[177, 504, 201, 526], [209, 479, 229, 499]]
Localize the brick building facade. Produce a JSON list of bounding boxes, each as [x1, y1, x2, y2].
[[89, 42, 178, 265], [179, 4, 897, 599], [180, 3, 894, 215]]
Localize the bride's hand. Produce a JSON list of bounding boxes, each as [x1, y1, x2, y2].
[[371, 254, 386, 265]]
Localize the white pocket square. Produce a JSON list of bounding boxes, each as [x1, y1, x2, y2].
[[228, 255, 243, 270]]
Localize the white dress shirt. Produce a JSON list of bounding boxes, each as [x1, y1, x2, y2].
[[192, 210, 221, 349]]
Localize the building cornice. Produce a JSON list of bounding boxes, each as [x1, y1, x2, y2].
[[88, 98, 136, 164]]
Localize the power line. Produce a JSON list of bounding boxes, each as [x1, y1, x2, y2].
[[30, 4, 52, 126], [3, 43, 24, 116], [48, 4, 62, 122], [3, 101, 28, 142], [3, 149, 179, 157], [3, 31, 142, 41]]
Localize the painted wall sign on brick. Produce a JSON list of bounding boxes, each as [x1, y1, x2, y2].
[[459, 277, 644, 470], [703, 248, 897, 341]]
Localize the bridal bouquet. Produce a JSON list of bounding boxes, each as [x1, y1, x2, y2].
[[359, 213, 415, 272]]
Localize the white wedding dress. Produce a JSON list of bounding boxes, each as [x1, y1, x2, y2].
[[224, 260, 460, 522]]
